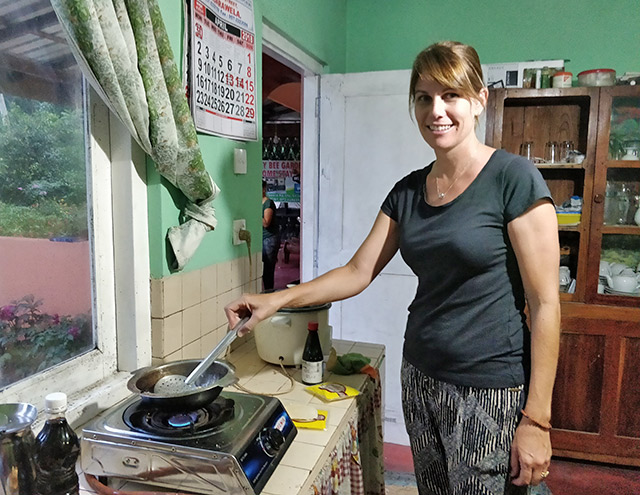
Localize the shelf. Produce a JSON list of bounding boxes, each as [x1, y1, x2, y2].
[[559, 292, 576, 302], [536, 162, 585, 169], [602, 225, 640, 235], [605, 160, 640, 168], [498, 86, 597, 102], [488, 85, 640, 467], [559, 224, 582, 232]]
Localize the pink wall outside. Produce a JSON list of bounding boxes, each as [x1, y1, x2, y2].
[[0, 236, 91, 316]]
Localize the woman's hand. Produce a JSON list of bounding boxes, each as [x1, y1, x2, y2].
[[509, 420, 552, 486], [224, 292, 283, 336]]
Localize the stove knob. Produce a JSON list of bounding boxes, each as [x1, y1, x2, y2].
[[259, 427, 285, 457]]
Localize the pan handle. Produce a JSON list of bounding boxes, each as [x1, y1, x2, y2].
[[184, 316, 250, 386]]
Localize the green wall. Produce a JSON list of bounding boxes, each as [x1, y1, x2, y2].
[[150, 0, 638, 277], [345, 0, 640, 76], [149, 1, 346, 277], [262, 0, 347, 73]]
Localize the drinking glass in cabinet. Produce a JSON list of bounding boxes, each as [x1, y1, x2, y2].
[[558, 140, 574, 163], [609, 96, 640, 160], [604, 170, 640, 225], [544, 141, 558, 163], [519, 141, 534, 162], [617, 183, 632, 225], [604, 182, 620, 225]]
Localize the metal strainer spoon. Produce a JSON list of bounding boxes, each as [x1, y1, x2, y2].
[[154, 316, 250, 394]]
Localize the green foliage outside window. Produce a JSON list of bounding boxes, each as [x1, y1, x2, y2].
[[0, 295, 93, 388], [0, 96, 88, 238]]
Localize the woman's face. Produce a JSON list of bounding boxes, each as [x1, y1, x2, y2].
[[413, 77, 486, 153]]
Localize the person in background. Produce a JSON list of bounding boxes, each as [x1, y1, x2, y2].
[[229, 42, 560, 495], [262, 180, 280, 290]]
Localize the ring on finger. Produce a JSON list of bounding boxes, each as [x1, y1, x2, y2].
[[540, 470, 550, 479]]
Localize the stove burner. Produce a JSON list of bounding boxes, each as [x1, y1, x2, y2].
[[123, 397, 235, 437], [167, 411, 199, 428]]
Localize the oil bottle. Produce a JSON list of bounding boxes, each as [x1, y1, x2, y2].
[[301, 321, 324, 385], [34, 392, 80, 495]]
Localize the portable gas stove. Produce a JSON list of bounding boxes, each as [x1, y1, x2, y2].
[[81, 391, 297, 494]]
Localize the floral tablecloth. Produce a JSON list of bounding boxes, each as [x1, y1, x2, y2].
[[308, 376, 384, 495]]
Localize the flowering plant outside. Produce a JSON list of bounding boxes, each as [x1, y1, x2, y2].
[[0, 294, 92, 388]]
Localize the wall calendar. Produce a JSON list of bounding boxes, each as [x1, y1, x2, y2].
[[188, 0, 257, 141]]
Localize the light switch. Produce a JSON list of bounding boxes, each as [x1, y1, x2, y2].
[[234, 148, 247, 174]]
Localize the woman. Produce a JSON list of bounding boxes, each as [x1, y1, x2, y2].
[[227, 41, 560, 495], [262, 180, 280, 290]]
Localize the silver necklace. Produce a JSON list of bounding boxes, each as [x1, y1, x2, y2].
[[434, 161, 473, 199]]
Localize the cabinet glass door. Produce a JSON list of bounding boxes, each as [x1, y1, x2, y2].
[[593, 87, 640, 303]]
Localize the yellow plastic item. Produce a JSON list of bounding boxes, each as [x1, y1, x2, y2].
[[556, 212, 581, 225], [306, 382, 360, 401], [291, 410, 328, 430]]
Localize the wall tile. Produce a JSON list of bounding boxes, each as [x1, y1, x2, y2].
[[217, 289, 243, 322], [150, 278, 163, 317], [242, 281, 252, 295], [150, 257, 253, 365], [182, 304, 201, 345], [200, 297, 218, 335], [255, 252, 263, 278], [201, 264, 218, 300], [241, 255, 252, 285], [217, 260, 233, 294], [201, 329, 221, 356], [151, 318, 164, 358], [163, 312, 182, 356], [182, 270, 201, 309], [163, 274, 182, 316], [164, 348, 182, 363], [182, 340, 201, 360], [230, 257, 242, 289]]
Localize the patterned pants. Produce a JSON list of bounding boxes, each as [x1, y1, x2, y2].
[[401, 359, 529, 495]]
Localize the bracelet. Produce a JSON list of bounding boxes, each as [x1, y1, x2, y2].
[[521, 409, 552, 432]]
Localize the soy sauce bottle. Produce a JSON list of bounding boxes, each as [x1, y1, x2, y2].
[[301, 322, 324, 385], [34, 392, 80, 495]]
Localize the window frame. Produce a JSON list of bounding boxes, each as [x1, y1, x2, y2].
[[0, 88, 151, 422]]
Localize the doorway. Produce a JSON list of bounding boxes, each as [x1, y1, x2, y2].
[[262, 53, 302, 290]]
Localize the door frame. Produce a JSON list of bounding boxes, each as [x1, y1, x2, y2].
[[262, 23, 324, 283]]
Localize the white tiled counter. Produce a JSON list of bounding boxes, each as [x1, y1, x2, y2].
[[78, 339, 385, 495]]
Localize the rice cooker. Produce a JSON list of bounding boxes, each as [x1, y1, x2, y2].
[[254, 303, 332, 365]]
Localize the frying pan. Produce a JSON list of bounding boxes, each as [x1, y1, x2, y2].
[[127, 359, 238, 410]]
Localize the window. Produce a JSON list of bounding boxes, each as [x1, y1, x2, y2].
[[0, 0, 150, 409]]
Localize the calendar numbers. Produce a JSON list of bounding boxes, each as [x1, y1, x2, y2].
[[190, 0, 257, 140]]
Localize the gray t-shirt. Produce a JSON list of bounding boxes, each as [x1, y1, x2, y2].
[[381, 149, 552, 388]]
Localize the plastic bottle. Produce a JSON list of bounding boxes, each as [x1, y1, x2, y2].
[[301, 322, 324, 385], [34, 392, 80, 495]]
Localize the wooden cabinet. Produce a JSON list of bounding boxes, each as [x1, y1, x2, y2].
[[486, 86, 640, 466]]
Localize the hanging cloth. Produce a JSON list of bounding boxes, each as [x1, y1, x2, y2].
[[51, 0, 220, 271]]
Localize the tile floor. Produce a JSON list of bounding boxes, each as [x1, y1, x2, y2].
[[385, 471, 419, 495], [383, 442, 640, 495]]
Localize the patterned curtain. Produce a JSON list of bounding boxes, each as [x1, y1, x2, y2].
[[51, 0, 220, 271]]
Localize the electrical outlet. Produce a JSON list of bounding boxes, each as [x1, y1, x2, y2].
[[233, 219, 246, 245]]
